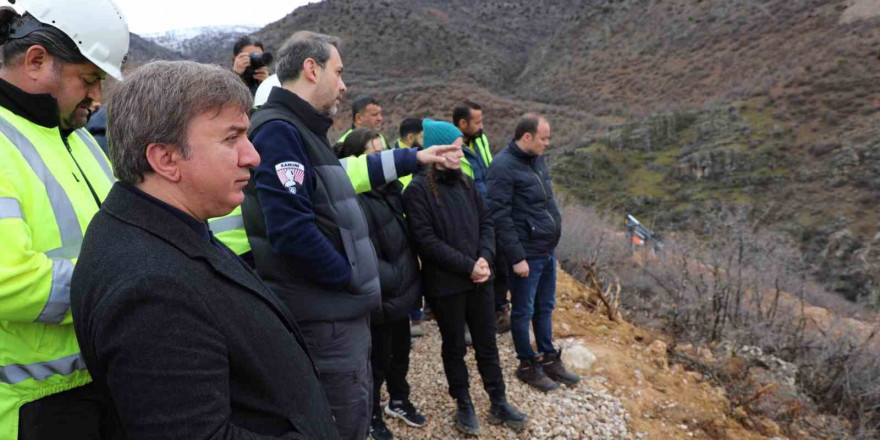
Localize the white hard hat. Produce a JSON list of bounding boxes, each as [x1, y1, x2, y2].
[[1, 0, 130, 80], [254, 73, 281, 108]]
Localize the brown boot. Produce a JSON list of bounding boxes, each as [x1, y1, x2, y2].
[[542, 349, 581, 386], [515, 357, 559, 392], [495, 304, 511, 334]]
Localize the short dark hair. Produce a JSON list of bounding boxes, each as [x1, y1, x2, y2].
[[514, 113, 546, 140], [352, 95, 378, 124], [275, 31, 341, 84], [335, 128, 381, 159], [0, 11, 88, 68], [399, 117, 423, 138], [108, 61, 253, 184], [452, 100, 481, 127], [233, 36, 264, 57]]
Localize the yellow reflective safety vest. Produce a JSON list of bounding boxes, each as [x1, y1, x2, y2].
[[392, 139, 413, 190], [460, 133, 492, 180], [0, 107, 114, 438], [336, 129, 389, 150], [208, 206, 249, 255]]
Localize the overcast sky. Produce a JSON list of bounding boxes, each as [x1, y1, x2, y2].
[[111, 0, 315, 34]]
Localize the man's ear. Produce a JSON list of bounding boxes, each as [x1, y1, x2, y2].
[[22, 45, 52, 81], [145, 143, 184, 183], [354, 112, 362, 126], [302, 58, 319, 84]]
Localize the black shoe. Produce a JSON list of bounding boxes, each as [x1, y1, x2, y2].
[[385, 399, 427, 427], [369, 413, 393, 440], [488, 398, 528, 432], [542, 349, 581, 386], [516, 357, 559, 392], [454, 397, 480, 436]]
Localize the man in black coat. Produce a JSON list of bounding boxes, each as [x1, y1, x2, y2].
[[486, 114, 581, 393], [70, 60, 339, 440]]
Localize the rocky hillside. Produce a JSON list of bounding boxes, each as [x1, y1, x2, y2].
[[128, 0, 880, 301]]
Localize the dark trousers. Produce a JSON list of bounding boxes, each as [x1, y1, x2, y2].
[[427, 285, 505, 402], [18, 382, 118, 440], [493, 246, 509, 310], [299, 315, 372, 440], [508, 253, 557, 360], [370, 317, 412, 415]]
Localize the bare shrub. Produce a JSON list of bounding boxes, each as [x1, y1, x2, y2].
[[555, 195, 880, 438]]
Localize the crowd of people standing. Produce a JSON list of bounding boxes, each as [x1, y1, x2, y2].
[[0, 1, 581, 438]]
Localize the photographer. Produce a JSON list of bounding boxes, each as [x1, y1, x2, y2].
[[232, 35, 271, 95]]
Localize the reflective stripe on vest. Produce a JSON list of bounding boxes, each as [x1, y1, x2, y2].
[[0, 117, 84, 260], [0, 352, 87, 385], [209, 214, 244, 234], [475, 136, 492, 167], [75, 129, 114, 182], [37, 258, 74, 324], [0, 197, 22, 219]]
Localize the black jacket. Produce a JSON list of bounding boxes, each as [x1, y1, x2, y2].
[[403, 169, 494, 297], [358, 181, 421, 324], [486, 141, 562, 263], [71, 183, 340, 440]]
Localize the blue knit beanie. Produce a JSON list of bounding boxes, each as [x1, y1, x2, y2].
[[422, 119, 462, 148]]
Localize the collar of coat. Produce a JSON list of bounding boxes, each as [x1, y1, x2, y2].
[[264, 87, 334, 137], [99, 182, 300, 334], [508, 139, 538, 163], [0, 76, 65, 129]]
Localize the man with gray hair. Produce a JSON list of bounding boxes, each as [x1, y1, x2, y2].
[[242, 31, 457, 440], [70, 60, 340, 439]]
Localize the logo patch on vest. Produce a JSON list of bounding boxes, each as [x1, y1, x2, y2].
[[275, 161, 305, 195]]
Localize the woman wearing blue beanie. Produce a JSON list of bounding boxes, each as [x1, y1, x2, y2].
[[422, 119, 464, 149], [403, 120, 528, 435]]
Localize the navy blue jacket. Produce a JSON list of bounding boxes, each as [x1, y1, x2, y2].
[[486, 141, 562, 264], [249, 93, 418, 292]]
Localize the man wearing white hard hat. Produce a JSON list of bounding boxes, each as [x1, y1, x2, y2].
[[0, 0, 129, 438]]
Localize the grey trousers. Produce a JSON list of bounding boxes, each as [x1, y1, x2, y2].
[[299, 315, 372, 440]]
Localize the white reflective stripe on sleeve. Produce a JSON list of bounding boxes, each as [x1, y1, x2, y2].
[[0, 352, 87, 384], [339, 157, 349, 171], [380, 150, 397, 183], [0, 197, 22, 219], [35, 258, 73, 324]]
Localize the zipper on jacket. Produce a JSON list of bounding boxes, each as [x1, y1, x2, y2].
[[531, 168, 556, 230], [63, 133, 102, 208]]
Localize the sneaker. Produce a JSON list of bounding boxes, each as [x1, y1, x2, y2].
[[385, 399, 427, 427], [515, 357, 559, 392], [495, 304, 511, 334], [410, 319, 424, 338], [488, 398, 528, 432], [454, 397, 480, 436], [369, 413, 393, 440], [542, 349, 581, 386]]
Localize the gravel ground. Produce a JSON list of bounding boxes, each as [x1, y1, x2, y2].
[[379, 320, 632, 439]]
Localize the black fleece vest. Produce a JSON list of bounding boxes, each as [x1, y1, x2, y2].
[[242, 103, 380, 323]]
